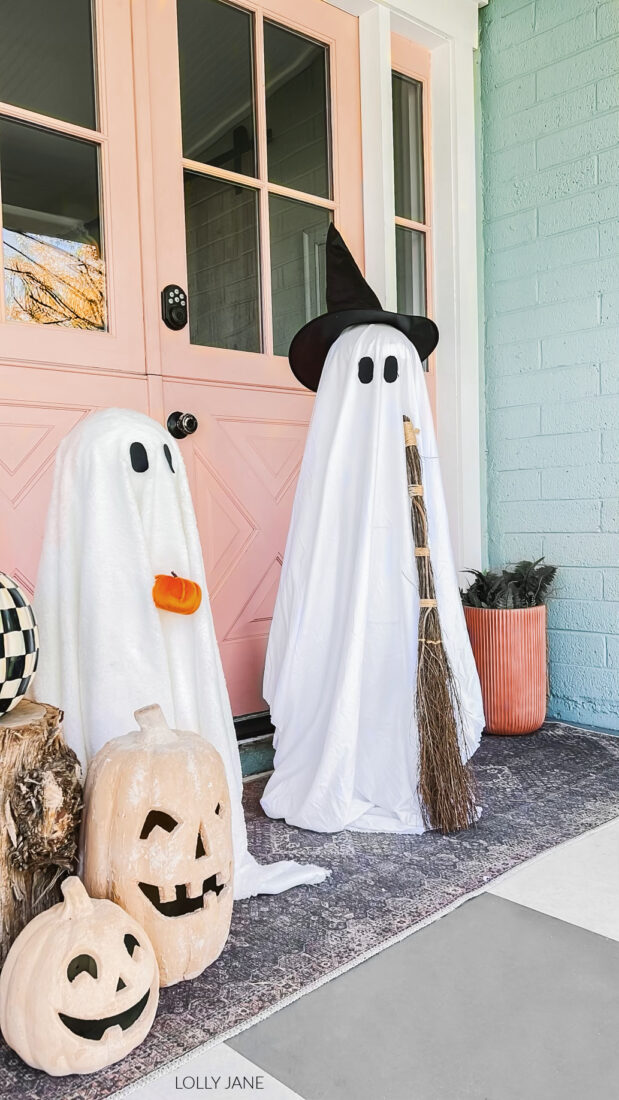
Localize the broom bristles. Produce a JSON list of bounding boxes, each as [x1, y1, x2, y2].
[[403, 416, 477, 833]]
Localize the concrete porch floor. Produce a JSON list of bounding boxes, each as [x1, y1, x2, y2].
[[119, 743, 619, 1100]]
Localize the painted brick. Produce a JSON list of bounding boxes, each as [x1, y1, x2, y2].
[[486, 143, 537, 188], [603, 570, 619, 599], [607, 635, 619, 668], [485, 227, 598, 283], [493, 468, 541, 500], [487, 297, 598, 345], [487, 364, 598, 408], [597, 74, 619, 111], [547, 629, 607, 666], [534, 0, 598, 33], [539, 257, 619, 304], [542, 461, 619, 500], [541, 393, 619, 434], [485, 85, 596, 153], [548, 599, 619, 632], [488, 532, 545, 564], [600, 220, 619, 257], [536, 39, 619, 100], [598, 1, 619, 39], [538, 184, 619, 236], [494, 498, 600, 532], [603, 430, 619, 461], [599, 147, 619, 185], [601, 291, 619, 324], [602, 499, 619, 532], [542, 325, 619, 368], [485, 339, 541, 376], [480, 0, 619, 731], [549, 663, 619, 703], [485, 208, 537, 251], [492, 13, 596, 83], [485, 157, 597, 219], [552, 567, 604, 600], [601, 362, 619, 393], [490, 430, 600, 471], [538, 114, 619, 170], [487, 404, 541, 439], [542, 533, 619, 567], [482, 3, 535, 49], [490, 274, 538, 314]]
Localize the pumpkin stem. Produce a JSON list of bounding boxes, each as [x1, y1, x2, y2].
[[134, 704, 176, 744], [61, 876, 94, 918]]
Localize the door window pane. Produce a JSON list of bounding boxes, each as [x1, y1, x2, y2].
[[1, 119, 105, 330], [0, 0, 96, 130], [184, 171, 261, 352], [269, 195, 329, 357], [392, 73, 424, 223], [265, 23, 330, 199], [396, 226, 426, 364], [178, 0, 257, 178]]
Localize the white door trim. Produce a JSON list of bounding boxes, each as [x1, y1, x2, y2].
[[327, 0, 483, 574]]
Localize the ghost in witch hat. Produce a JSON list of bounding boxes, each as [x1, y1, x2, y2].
[[262, 224, 484, 837], [288, 222, 439, 392]]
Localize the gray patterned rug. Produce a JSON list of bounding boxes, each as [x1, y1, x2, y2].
[[3, 722, 619, 1099]]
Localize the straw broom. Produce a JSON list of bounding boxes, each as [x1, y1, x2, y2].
[[403, 416, 477, 833]]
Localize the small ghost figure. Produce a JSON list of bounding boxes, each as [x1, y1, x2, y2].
[[34, 408, 327, 897]]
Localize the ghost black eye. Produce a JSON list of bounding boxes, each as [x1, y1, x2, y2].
[[124, 933, 140, 957], [358, 356, 374, 384], [67, 954, 98, 982], [163, 443, 175, 473], [384, 356, 398, 383], [130, 441, 149, 473]]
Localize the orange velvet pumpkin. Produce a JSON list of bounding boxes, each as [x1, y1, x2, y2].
[[152, 573, 202, 615]]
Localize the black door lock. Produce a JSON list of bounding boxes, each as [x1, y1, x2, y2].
[[167, 411, 198, 439], [162, 284, 188, 330]]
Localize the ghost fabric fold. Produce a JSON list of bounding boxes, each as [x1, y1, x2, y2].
[[33, 409, 328, 898]]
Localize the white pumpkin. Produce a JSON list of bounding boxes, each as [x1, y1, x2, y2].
[[82, 704, 234, 987], [0, 876, 159, 1075]]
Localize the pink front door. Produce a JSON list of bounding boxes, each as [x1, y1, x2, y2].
[[1, 0, 365, 718], [133, 0, 364, 714], [0, 0, 149, 589]]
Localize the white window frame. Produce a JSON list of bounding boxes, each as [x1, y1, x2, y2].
[[325, 0, 484, 576]]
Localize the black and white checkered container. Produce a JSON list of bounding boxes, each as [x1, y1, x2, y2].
[[0, 572, 39, 717]]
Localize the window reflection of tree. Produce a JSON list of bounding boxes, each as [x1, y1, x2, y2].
[[4, 231, 105, 329]]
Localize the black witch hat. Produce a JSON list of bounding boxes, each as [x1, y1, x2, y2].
[[288, 223, 439, 392]]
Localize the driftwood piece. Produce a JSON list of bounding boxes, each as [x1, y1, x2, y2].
[[0, 700, 83, 964]]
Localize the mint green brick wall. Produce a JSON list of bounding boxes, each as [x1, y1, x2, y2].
[[479, 0, 619, 729]]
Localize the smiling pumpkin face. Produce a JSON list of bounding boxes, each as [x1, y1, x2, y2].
[[0, 876, 158, 1076], [82, 705, 234, 987]]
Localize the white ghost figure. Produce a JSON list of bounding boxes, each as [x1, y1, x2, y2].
[[262, 325, 485, 834], [33, 409, 327, 897]]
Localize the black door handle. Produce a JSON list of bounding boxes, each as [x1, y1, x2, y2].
[[167, 411, 198, 439]]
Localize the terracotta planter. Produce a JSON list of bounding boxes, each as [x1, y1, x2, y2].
[[464, 605, 547, 735]]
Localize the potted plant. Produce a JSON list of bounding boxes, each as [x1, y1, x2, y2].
[[461, 559, 557, 735]]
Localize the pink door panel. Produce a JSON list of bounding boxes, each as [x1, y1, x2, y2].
[[163, 378, 313, 715], [0, 364, 149, 593]]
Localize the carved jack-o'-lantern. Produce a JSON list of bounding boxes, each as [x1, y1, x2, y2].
[[82, 705, 233, 987], [0, 876, 159, 1075]]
